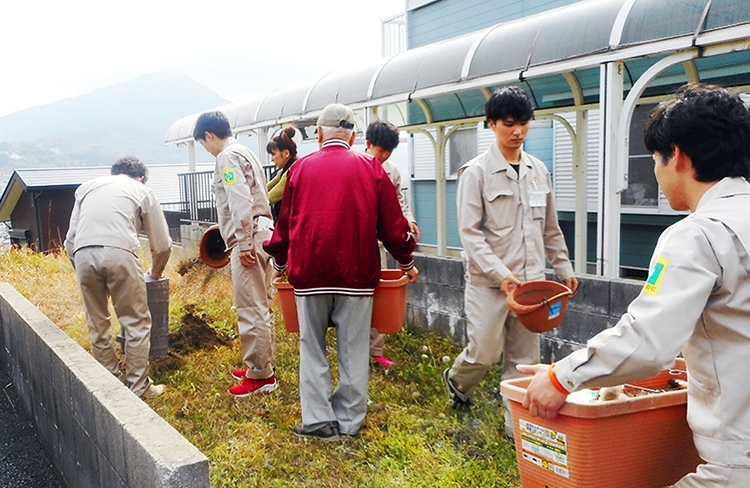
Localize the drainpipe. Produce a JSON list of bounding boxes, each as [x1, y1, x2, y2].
[[435, 125, 447, 255]]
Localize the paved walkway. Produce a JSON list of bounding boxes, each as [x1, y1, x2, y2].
[[0, 366, 65, 487]]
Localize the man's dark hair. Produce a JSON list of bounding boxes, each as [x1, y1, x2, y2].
[[366, 120, 400, 152], [193, 111, 232, 141], [485, 86, 534, 123], [645, 84, 750, 181], [111, 156, 148, 180]]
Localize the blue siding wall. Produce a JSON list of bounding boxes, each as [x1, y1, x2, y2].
[[408, 0, 579, 48], [523, 127, 554, 174], [413, 180, 461, 248]]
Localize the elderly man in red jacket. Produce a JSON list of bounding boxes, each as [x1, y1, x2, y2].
[[264, 103, 419, 441]]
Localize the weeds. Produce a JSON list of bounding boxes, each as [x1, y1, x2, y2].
[[0, 246, 520, 487]]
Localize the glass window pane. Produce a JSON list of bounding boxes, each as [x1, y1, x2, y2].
[[449, 128, 478, 175], [623, 103, 658, 208]]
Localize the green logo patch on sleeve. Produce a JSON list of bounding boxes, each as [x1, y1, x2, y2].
[[222, 168, 237, 185], [643, 255, 668, 295]]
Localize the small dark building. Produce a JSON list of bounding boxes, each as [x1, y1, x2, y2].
[[0, 167, 111, 251], [0, 164, 217, 252]]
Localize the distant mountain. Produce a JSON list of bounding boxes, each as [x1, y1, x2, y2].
[[0, 72, 228, 173]]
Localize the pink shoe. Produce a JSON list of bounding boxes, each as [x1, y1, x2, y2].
[[228, 375, 278, 397], [371, 355, 395, 369], [231, 368, 246, 381]]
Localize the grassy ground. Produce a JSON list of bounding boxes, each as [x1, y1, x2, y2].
[[0, 247, 521, 487]]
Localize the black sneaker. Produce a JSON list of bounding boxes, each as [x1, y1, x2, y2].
[[443, 368, 473, 410], [292, 422, 341, 442]]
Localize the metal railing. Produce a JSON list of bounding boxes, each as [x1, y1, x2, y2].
[[171, 165, 278, 240]]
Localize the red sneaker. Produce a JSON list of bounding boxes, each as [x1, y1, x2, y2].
[[231, 368, 246, 381], [228, 375, 278, 397], [371, 355, 395, 369]]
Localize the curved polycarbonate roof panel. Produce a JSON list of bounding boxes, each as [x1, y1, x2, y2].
[[413, 32, 482, 90], [305, 71, 348, 112], [166, 0, 750, 136], [335, 63, 381, 106], [164, 114, 199, 145], [278, 81, 316, 118], [704, 0, 750, 30], [529, 0, 622, 65], [371, 48, 431, 99], [620, 0, 708, 46], [225, 97, 263, 131], [255, 82, 315, 122], [466, 15, 547, 79], [164, 104, 229, 145]]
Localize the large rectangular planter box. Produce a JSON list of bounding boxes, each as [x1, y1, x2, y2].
[[500, 358, 702, 488], [273, 269, 409, 334]]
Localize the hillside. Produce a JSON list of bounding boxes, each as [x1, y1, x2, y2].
[[0, 72, 228, 173]]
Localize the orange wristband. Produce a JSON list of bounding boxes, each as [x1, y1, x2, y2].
[[548, 363, 570, 395]]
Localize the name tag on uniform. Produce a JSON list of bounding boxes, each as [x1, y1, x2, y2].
[[529, 190, 547, 208]]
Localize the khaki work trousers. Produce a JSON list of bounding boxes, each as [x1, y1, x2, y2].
[[74, 246, 152, 397], [231, 230, 275, 379], [448, 283, 540, 433]]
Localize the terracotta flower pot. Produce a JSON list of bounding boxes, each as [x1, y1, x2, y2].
[[199, 224, 230, 269], [500, 358, 702, 488], [506, 280, 573, 332], [273, 269, 409, 334]]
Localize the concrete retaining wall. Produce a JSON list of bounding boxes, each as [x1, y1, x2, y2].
[[0, 283, 209, 488]]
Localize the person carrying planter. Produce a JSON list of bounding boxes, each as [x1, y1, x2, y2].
[[264, 103, 419, 441], [193, 111, 278, 397], [443, 86, 578, 442], [364, 119, 420, 370], [520, 83, 750, 487]]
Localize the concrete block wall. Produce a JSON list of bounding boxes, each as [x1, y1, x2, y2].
[[0, 283, 209, 488], [405, 253, 468, 344], [541, 271, 643, 362], [406, 254, 644, 364]]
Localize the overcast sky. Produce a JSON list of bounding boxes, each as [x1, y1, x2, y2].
[[0, 0, 405, 117]]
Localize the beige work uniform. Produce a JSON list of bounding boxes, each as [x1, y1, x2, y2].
[[64, 174, 172, 398], [213, 137, 275, 379], [370, 159, 416, 356], [449, 144, 574, 426], [554, 177, 750, 486]]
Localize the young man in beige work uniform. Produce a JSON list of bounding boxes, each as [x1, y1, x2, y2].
[[194, 111, 277, 397], [364, 120, 420, 370], [65, 156, 172, 399], [443, 87, 577, 440], [521, 84, 750, 488]]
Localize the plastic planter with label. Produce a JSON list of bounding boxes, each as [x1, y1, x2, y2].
[[500, 358, 702, 488]]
